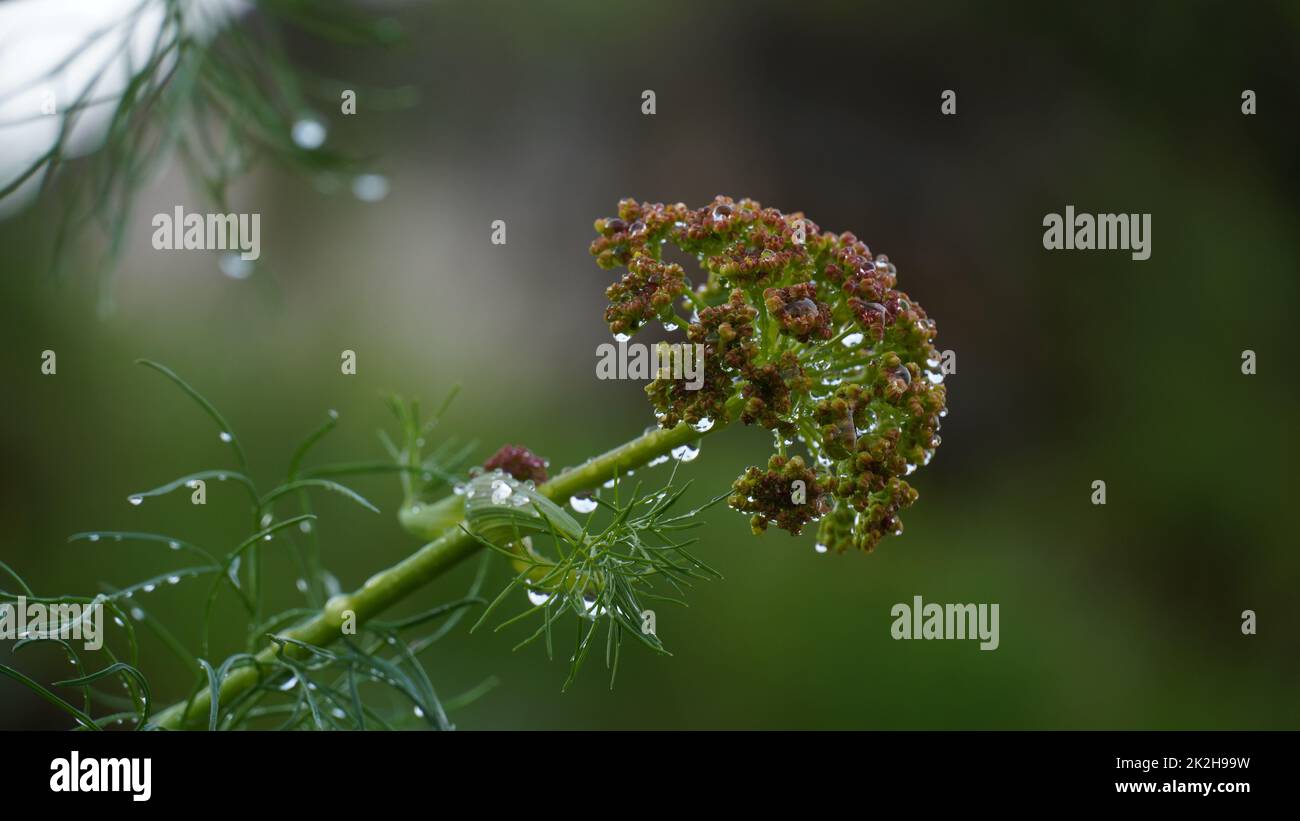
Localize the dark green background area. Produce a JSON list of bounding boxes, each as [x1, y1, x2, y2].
[[2, 0, 1296, 729]]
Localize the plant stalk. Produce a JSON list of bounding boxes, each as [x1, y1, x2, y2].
[[152, 403, 735, 729]]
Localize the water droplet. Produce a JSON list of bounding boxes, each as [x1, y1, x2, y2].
[[296, 578, 309, 593], [904, 463, 917, 476], [299, 520, 313, 534], [614, 332, 631, 343], [602, 478, 616, 489], [569, 494, 598, 514], [647, 454, 669, 467], [291, 117, 327, 149], [332, 708, 347, 720], [661, 320, 679, 332], [113, 617, 125, 627], [779, 298, 819, 322], [711, 203, 733, 223], [219, 252, 253, 280], [166, 575, 181, 585], [858, 302, 887, 340], [263, 534, 273, 541], [490, 479, 513, 504], [278, 676, 298, 691], [413, 705, 425, 718], [127, 495, 143, 506], [217, 430, 233, 443], [841, 332, 865, 347], [452, 483, 467, 496], [581, 595, 608, 619], [327, 408, 339, 420], [130, 608, 145, 621], [142, 584, 156, 593], [815, 543, 829, 554], [88, 534, 100, 542], [628, 219, 647, 236], [692, 417, 715, 433], [260, 512, 273, 527], [670, 442, 701, 462], [351, 173, 390, 202], [217, 473, 228, 481], [526, 589, 552, 607]]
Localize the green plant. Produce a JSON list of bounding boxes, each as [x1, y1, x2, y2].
[[1, 196, 946, 729]]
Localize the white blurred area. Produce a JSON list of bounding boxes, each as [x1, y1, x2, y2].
[[0, 0, 244, 217], [0, 0, 719, 416]]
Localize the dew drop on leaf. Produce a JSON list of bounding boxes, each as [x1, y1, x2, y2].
[[670, 442, 701, 462], [569, 494, 598, 514], [526, 589, 552, 607], [490, 479, 513, 504], [291, 118, 327, 149]]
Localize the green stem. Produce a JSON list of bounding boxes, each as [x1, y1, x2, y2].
[[152, 399, 741, 730]]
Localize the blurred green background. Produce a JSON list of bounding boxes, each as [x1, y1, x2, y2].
[[2, 0, 1297, 729]]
